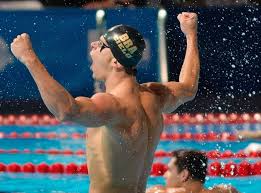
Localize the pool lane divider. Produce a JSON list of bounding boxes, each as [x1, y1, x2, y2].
[[0, 113, 260, 125], [0, 149, 260, 159], [0, 161, 260, 177], [0, 131, 241, 141]]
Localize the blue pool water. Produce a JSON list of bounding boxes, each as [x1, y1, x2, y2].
[[0, 124, 260, 193]]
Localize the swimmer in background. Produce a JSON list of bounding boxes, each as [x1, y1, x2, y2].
[[10, 12, 200, 193], [237, 130, 261, 140], [236, 130, 261, 154], [146, 150, 240, 193]]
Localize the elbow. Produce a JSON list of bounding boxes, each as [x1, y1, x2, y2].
[[190, 88, 198, 99], [186, 94, 196, 102], [189, 83, 198, 96], [188, 83, 198, 100], [185, 89, 198, 102], [55, 111, 72, 122], [180, 82, 198, 100], [55, 107, 78, 122], [57, 113, 71, 122]]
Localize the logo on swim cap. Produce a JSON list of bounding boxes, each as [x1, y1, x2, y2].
[[103, 25, 145, 68], [113, 33, 138, 59]]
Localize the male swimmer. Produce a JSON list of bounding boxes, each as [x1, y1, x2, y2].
[[11, 12, 200, 193], [236, 131, 261, 154], [237, 130, 261, 140], [146, 150, 240, 193]]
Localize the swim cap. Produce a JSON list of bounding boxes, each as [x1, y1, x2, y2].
[[103, 25, 145, 68]]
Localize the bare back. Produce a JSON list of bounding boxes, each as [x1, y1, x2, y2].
[[87, 83, 164, 193]]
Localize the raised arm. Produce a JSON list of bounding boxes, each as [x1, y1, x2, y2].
[[144, 12, 200, 113], [10, 34, 122, 126], [177, 12, 200, 94]]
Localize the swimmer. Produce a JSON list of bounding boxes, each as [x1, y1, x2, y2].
[[244, 143, 261, 154], [236, 130, 261, 156], [237, 130, 261, 140], [11, 12, 200, 193], [146, 150, 240, 193]]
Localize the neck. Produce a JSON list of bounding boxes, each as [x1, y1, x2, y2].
[[182, 181, 204, 193], [104, 71, 136, 93]]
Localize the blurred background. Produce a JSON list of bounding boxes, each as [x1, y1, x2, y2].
[[0, 0, 260, 114]]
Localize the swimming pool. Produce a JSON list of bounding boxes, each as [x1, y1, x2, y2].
[[0, 117, 260, 193]]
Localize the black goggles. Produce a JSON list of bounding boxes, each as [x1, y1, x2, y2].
[[98, 40, 110, 52]]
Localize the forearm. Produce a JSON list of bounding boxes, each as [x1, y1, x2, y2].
[[179, 34, 200, 93], [25, 54, 79, 120]]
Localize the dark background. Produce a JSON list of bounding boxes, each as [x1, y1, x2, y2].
[[0, 6, 260, 114], [166, 6, 260, 113]]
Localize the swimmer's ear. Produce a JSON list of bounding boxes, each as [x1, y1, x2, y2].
[[111, 58, 124, 70], [181, 169, 189, 182]]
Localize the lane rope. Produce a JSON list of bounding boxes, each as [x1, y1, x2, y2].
[[0, 131, 241, 141], [0, 113, 260, 125], [0, 148, 260, 159], [0, 161, 260, 177]]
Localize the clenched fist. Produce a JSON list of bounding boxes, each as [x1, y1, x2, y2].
[[11, 33, 36, 65], [177, 12, 198, 36]]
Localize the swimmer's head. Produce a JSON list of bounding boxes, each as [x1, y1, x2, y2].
[[89, 25, 145, 80], [163, 150, 208, 188], [103, 25, 145, 68]]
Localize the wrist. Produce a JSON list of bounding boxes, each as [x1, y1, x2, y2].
[[23, 50, 39, 66], [186, 33, 198, 46], [186, 32, 197, 40]]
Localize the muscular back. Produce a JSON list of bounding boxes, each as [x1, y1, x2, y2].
[[87, 82, 164, 193]]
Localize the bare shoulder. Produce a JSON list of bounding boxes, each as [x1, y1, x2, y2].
[[209, 185, 240, 193], [140, 82, 173, 105], [140, 82, 170, 112], [76, 93, 121, 110], [74, 93, 124, 126], [146, 186, 186, 193], [140, 82, 181, 113], [146, 185, 166, 193], [141, 82, 170, 95], [91, 92, 120, 104]]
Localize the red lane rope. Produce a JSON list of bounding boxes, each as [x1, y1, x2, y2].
[[0, 162, 88, 175], [155, 150, 261, 159], [0, 114, 60, 125], [0, 131, 241, 141], [0, 113, 260, 125], [0, 148, 85, 156], [0, 148, 260, 159], [163, 113, 261, 125], [0, 161, 260, 177], [152, 161, 261, 177], [0, 132, 85, 139], [160, 132, 239, 141]]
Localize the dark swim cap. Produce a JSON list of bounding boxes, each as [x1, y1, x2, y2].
[[103, 25, 146, 68]]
